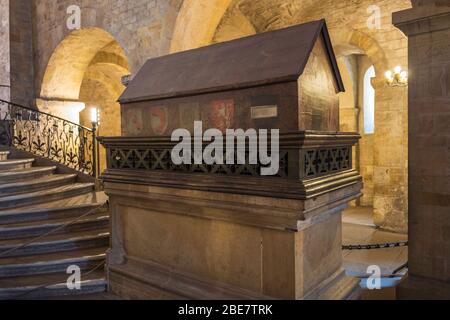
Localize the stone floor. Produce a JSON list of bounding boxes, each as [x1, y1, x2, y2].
[[342, 206, 408, 299]]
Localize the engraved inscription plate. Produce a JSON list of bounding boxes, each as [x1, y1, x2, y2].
[[251, 105, 278, 119]]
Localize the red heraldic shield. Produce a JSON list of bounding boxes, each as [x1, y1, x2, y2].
[[209, 99, 235, 132], [150, 106, 169, 135]]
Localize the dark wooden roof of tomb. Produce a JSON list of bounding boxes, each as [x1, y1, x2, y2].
[[119, 19, 344, 104]]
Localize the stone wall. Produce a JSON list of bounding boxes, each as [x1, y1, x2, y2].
[[9, 0, 34, 106], [0, 0, 34, 106], [0, 0, 10, 101], [394, 1, 450, 299], [357, 55, 375, 207], [32, 0, 182, 98]]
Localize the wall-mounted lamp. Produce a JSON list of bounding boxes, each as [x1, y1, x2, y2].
[[90, 107, 101, 178], [385, 66, 408, 87], [91, 107, 100, 127]]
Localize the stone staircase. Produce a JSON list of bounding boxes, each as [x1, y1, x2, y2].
[[0, 150, 110, 299]]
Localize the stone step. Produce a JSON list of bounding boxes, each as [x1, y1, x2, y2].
[[0, 183, 96, 210], [0, 229, 110, 258], [0, 166, 56, 185], [0, 174, 77, 197], [0, 247, 107, 278], [0, 192, 107, 225], [0, 159, 34, 171], [0, 152, 9, 161], [0, 212, 109, 240], [0, 270, 106, 300], [0, 153, 109, 300]]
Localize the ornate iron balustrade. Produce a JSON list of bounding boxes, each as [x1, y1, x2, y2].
[[0, 99, 97, 177]]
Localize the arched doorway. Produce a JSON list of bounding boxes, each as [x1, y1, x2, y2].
[[39, 27, 130, 172]]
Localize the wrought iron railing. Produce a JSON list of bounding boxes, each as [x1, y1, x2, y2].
[[0, 99, 97, 177]]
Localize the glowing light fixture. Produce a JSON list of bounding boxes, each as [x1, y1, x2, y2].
[[385, 66, 408, 87], [91, 107, 99, 126]]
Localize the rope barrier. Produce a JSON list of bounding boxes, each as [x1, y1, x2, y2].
[[342, 241, 408, 251]]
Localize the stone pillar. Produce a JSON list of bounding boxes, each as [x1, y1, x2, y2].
[[0, 0, 11, 101], [393, 2, 450, 299], [0, 0, 34, 106], [9, 0, 34, 106], [372, 78, 408, 233]]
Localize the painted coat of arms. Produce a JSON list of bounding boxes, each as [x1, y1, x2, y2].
[[209, 99, 235, 132], [123, 108, 143, 136], [179, 102, 201, 132], [150, 106, 169, 135]]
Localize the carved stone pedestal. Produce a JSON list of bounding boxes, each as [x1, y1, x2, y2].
[[100, 133, 362, 300]]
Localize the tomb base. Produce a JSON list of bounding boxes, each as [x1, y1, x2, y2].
[[99, 134, 362, 300]]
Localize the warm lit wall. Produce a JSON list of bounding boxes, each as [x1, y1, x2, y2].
[[33, 0, 182, 96], [0, 0, 34, 105], [0, 0, 10, 101], [32, 0, 181, 130], [337, 56, 358, 208], [357, 55, 376, 207]]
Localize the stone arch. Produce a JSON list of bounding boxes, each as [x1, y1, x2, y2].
[[39, 27, 130, 171], [38, 28, 129, 124], [330, 26, 389, 82], [40, 28, 128, 101], [171, 1, 389, 77], [170, 0, 234, 53]]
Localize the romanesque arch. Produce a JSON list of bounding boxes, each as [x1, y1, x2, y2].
[[170, 0, 234, 53], [39, 27, 130, 171], [40, 28, 128, 101], [171, 1, 389, 75]]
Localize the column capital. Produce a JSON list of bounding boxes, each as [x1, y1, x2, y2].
[[411, 0, 450, 6], [393, 5, 450, 36]]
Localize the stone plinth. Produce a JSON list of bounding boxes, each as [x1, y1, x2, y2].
[[99, 133, 363, 300], [393, 5, 450, 299]]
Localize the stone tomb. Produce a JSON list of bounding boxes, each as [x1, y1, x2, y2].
[[99, 20, 363, 300]]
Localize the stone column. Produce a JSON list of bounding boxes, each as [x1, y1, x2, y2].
[[393, 1, 450, 299], [0, 0, 34, 106], [0, 0, 10, 101], [372, 78, 408, 233], [8, 0, 34, 106]]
